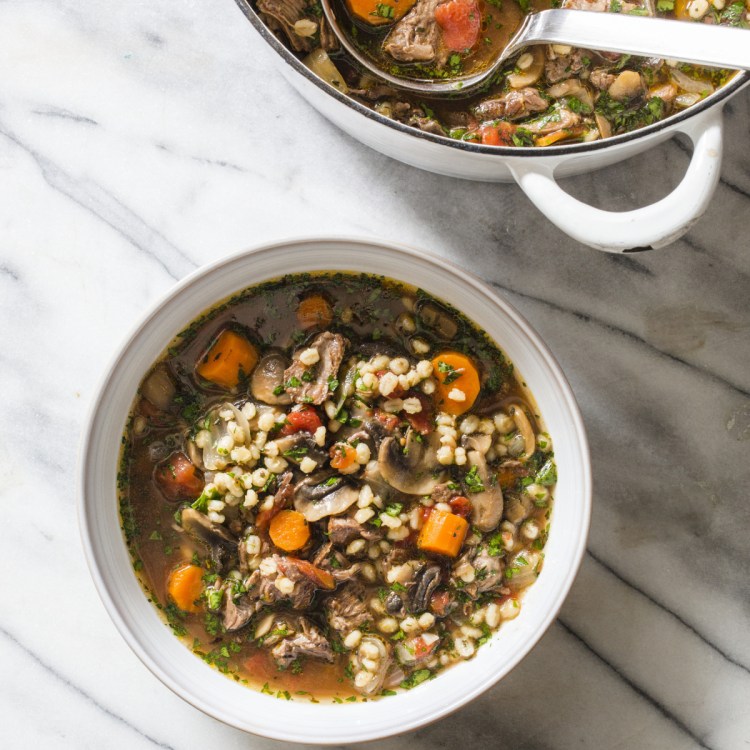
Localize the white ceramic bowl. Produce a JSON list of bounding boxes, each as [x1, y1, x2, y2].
[[78, 237, 591, 743]]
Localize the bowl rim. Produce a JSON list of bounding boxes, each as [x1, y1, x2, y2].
[[234, 0, 750, 158], [78, 236, 592, 742]]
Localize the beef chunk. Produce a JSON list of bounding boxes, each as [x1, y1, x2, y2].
[[284, 332, 347, 405], [328, 515, 384, 545], [384, 0, 445, 64], [473, 88, 548, 122], [325, 582, 372, 633], [271, 617, 335, 669]]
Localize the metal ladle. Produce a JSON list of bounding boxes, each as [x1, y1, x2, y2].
[[318, 3, 750, 96]]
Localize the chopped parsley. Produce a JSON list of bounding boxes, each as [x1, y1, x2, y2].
[[400, 669, 432, 689], [464, 465, 486, 494], [437, 359, 464, 385]]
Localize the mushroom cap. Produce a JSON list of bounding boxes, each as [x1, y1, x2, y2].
[[378, 430, 444, 495], [464, 442, 503, 532], [251, 352, 292, 405], [294, 475, 360, 522]]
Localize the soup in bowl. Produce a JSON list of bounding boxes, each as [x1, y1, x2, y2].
[[79, 238, 591, 741]]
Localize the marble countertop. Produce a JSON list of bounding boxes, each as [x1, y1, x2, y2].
[[1, 0, 749, 747]]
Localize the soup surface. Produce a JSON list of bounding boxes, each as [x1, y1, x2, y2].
[[253, 0, 745, 147], [120, 273, 557, 701]]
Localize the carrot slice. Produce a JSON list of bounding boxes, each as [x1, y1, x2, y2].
[[167, 563, 204, 613], [535, 129, 573, 148], [269, 510, 311, 552], [418, 509, 468, 557], [435, 0, 481, 52], [196, 329, 258, 389], [346, 0, 417, 26], [296, 294, 334, 329], [431, 351, 481, 415]]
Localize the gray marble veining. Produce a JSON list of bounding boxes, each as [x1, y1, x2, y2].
[[0, 0, 748, 747]]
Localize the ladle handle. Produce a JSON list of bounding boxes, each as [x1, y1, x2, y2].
[[511, 9, 750, 70]]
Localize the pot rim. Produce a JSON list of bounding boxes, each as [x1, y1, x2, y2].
[[235, 0, 749, 157]]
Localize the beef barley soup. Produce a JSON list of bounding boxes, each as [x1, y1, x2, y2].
[[254, 0, 745, 147], [119, 273, 557, 702]]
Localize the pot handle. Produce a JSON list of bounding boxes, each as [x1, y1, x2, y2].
[[508, 106, 724, 253]]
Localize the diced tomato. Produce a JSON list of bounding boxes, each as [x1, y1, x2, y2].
[[420, 506, 434, 525], [413, 635, 439, 660], [430, 589, 452, 617], [376, 370, 407, 399], [154, 452, 203, 501], [280, 405, 322, 436], [449, 495, 472, 518], [480, 122, 516, 147], [375, 409, 400, 432], [403, 391, 433, 435], [435, 0, 481, 52]]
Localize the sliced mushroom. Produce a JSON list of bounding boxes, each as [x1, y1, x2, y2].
[[509, 404, 535, 460], [251, 352, 292, 405], [294, 476, 360, 522], [141, 365, 175, 411], [417, 301, 458, 340], [409, 564, 441, 613], [180, 507, 238, 571], [547, 78, 594, 111], [608, 70, 643, 102], [464, 440, 503, 532], [378, 430, 444, 495], [595, 113, 612, 139], [506, 550, 542, 591], [508, 47, 544, 89], [273, 433, 328, 466]]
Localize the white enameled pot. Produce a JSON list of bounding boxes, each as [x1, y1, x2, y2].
[[78, 238, 591, 743], [233, 0, 749, 253]]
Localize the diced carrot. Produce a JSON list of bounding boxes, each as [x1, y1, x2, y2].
[[417, 509, 469, 557], [154, 452, 203, 501], [280, 405, 323, 436], [269, 510, 311, 552], [283, 558, 336, 590], [296, 294, 334, 329], [196, 329, 258, 389], [403, 391, 433, 435], [346, 0, 417, 26], [330, 442, 357, 471], [449, 495, 472, 518], [435, 0, 481, 52], [431, 351, 481, 416], [167, 563, 204, 613], [480, 122, 515, 147]]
